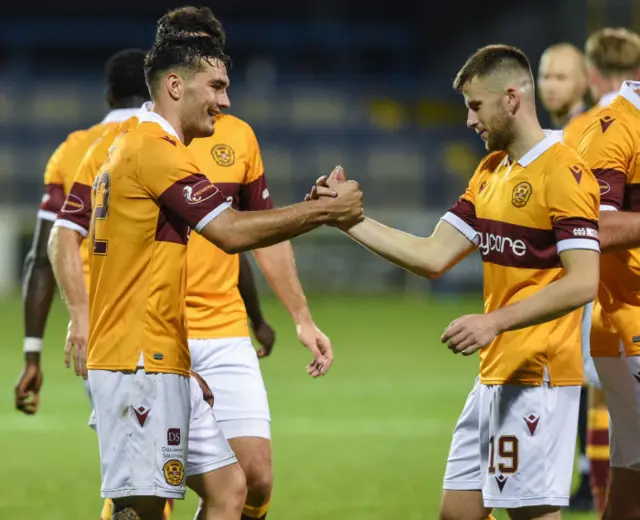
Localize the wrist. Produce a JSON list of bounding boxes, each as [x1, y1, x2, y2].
[[305, 199, 332, 225], [488, 309, 509, 334], [24, 337, 43, 358], [291, 307, 313, 327]]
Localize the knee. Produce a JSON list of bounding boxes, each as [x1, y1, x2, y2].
[[245, 463, 273, 502], [226, 464, 248, 508]]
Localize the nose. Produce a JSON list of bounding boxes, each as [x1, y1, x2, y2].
[[217, 90, 231, 110], [466, 109, 478, 129]]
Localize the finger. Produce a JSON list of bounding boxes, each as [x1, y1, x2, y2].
[[80, 343, 88, 380], [445, 328, 471, 351], [462, 342, 481, 356], [304, 193, 311, 202], [64, 340, 73, 368], [315, 186, 337, 198], [315, 175, 329, 187], [256, 347, 267, 358], [441, 322, 464, 343], [451, 334, 476, 354]]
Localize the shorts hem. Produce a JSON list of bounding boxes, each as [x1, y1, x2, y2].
[[101, 487, 185, 499], [442, 480, 482, 491], [479, 378, 583, 386], [218, 418, 271, 440], [186, 455, 238, 477], [483, 497, 568, 508]]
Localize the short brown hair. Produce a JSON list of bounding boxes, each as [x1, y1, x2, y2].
[[156, 6, 226, 46], [453, 44, 532, 92], [585, 27, 640, 76]]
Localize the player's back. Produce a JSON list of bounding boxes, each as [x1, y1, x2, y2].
[[446, 132, 600, 385], [580, 88, 640, 298], [564, 106, 602, 149], [88, 120, 198, 376], [185, 114, 272, 338]]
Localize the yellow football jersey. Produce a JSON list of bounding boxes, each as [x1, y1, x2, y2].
[[443, 131, 600, 385]]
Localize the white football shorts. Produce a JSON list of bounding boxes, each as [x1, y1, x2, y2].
[[88, 368, 236, 500], [594, 353, 640, 470], [189, 337, 271, 440], [443, 377, 580, 509]]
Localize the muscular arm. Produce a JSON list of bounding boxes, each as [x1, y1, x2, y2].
[[200, 200, 333, 254], [343, 218, 476, 279], [598, 210, 640, 252], [47, 226, 88, 319], [252, 241, 312, 324], [490, 249, 599, 332], [237, 252, 266, 326], [22, 218, 56, 360]]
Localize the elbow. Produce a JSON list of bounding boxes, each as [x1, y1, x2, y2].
[[414, 257, 447, 280], [575, 276, 599, 307], [214, 235, 248, 255]]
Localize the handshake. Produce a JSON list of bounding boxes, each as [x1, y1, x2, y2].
[[304, 166, 364, 228]]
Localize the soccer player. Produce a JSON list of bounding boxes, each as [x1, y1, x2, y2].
[[538, 39, 613, 514], [56, 8, 330, 520], [309, 44, 600, 520], [538, 43, 588, 129], [576, 28, 640, 520], [15, 49, 150, 415], [52, 35, 362, 520]]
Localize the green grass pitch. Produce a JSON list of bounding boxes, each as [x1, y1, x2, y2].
[[0, 293, 597, 519]]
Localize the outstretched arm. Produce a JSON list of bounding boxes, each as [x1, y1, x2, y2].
[[343, 217, 476, 279]]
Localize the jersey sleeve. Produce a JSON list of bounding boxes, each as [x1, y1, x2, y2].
[[439, 167, 482, 246], [39, 140, 69, 221], [55, 133, 112, 236], [546, 156, 600, 254], [578, 112, 633, 212], [238, 125, 273, 211], [139, 136, 231, 232]]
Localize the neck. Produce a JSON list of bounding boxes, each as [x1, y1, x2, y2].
[[110, 96, 148, 110], [550, 99, 585, 128], [152, 103, 185, 144], [506, 114, 546, 163]]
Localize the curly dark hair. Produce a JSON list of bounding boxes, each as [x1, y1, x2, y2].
[[155, 6, 225, 45], [144, 35, 230, 96], [105, 48, 150, 107]]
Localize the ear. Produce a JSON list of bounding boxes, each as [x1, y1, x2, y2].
[[505, 87, 521, 115], [166, 72, 182, 101]]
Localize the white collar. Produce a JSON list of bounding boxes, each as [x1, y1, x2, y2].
[[101, 107, 143, 124], [514, 129, 563, 167], [598, 90, 620, 107], [135, 101, 153, 118], [619, 81, 640, 111], [137, 109, 180, 139]]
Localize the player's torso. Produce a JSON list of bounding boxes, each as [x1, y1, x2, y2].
[[184, 115, 252, 339], [597, 99, 640, 302], [475, 145, 583, 385], [88, 126, 191, 374]]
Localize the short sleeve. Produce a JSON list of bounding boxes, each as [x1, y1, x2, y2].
[[545, 156, 600, 254], [39, 141, 68, 221], [239, 125, 273, 211], [578, 111, 633, 211], [139, 136, 230, 232], [55, 133, 112, 235], [439, 169, 482, 246]]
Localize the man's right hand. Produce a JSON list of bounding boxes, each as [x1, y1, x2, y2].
[[65, 310, 89, 379], [311, 167, 363, 225], [15, 355, 43, 415]]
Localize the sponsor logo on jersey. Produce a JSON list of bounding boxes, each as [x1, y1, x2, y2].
[[479, 233, 527, 257], [572, 227, 599, 238], [183, 180, 219, 204], [495, 475, 508, 492], [598, 179, 611, 195], [569, 165, 582, 184], [61, 193, 85, 213]]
